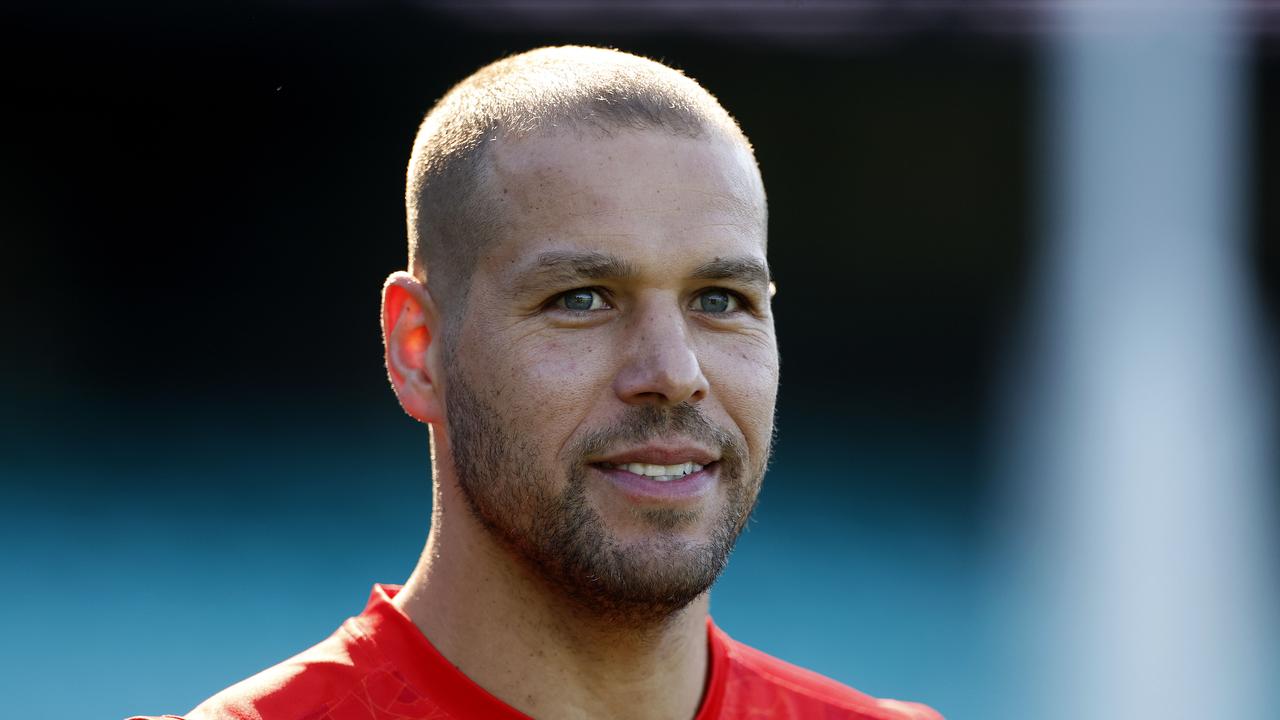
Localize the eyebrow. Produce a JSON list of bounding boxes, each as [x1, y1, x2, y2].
[[513, 250, 640, 295], [511, 250, 772, 297], [691, 256, 772, 290]]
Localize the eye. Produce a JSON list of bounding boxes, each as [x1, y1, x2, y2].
[[693, 289, 740, 314], [556, 288, 610, 312]]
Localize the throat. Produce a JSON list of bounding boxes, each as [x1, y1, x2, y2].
[[401, 533, 713, 720]]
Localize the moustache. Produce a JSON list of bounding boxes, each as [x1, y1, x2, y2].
[[571, 403, 747, 481]]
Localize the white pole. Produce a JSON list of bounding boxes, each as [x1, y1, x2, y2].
[[998, 1, 1277, 718]]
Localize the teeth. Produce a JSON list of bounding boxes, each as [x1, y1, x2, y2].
[[611, 461, 705, 481]]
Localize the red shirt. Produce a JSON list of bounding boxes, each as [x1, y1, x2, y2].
[[129, 585, 941, 720]]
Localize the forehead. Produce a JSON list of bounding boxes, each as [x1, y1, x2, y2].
[[481, 130, 766, 272]]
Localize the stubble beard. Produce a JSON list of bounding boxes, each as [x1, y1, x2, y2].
[[444, 366, 768, 629]]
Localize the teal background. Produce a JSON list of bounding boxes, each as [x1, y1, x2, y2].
[[0, 401, 982, 718]]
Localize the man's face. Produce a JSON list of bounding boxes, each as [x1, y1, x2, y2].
[[442, 129, 777, 624]]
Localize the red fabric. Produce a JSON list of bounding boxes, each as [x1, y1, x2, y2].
[[128, 585, 941, 720]]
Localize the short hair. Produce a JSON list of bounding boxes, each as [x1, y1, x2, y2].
[[404, 45, 759, 311]]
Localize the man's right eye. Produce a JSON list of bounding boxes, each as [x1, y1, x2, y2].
[[556, 288, 610, 312]]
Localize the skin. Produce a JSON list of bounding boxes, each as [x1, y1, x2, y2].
[[380, 128, 778, 720]]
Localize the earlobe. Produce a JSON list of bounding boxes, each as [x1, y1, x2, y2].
[[381, 271, 445, 424]]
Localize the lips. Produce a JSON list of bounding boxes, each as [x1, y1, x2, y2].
[[591, 444, 719, 468], [589, 443, 720, 501]]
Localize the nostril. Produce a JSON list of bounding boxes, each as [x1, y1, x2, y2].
[[635, 391, 672, 405]]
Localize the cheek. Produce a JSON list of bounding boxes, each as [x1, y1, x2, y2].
[[701, 338, 780, 448], [489, 333, 618, 426]]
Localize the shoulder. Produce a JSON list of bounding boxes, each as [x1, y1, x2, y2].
[[717, 629, 943, 720], [129, 619, 400, 720], [126, 585, 486, 720]]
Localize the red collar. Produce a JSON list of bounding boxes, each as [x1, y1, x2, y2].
[[351, 584, 730, 719]]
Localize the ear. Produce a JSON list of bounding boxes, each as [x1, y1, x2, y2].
[[382, 271, 445, 424]]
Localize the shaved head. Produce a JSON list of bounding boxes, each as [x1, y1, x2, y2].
[[404, 46, 762, 319]]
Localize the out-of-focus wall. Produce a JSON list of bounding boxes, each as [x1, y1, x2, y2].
[[1, 3, 1277, 718]]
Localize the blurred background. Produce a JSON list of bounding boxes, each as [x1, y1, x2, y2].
[[2, 1, 1278, 718]]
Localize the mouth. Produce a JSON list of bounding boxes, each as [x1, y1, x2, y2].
[[594, 461, 706, 483], [586, 441, 723, 501], [588, 459, 720, 501]]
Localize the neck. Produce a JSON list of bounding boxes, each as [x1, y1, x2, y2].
[[393, 463, 712, 720]]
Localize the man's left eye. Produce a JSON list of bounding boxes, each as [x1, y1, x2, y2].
[[693, 289, 739, 314]]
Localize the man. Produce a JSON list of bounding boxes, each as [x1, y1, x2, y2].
[[131, 46, 941, 720]]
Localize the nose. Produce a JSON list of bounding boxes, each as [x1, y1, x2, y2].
[[613, 299, 709, 407]]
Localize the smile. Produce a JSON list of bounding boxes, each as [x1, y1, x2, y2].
[[590, 461, 719, 503], [599, 461, 705, 482]]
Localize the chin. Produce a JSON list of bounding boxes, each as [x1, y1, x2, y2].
[[566, 538, 724, 624]]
